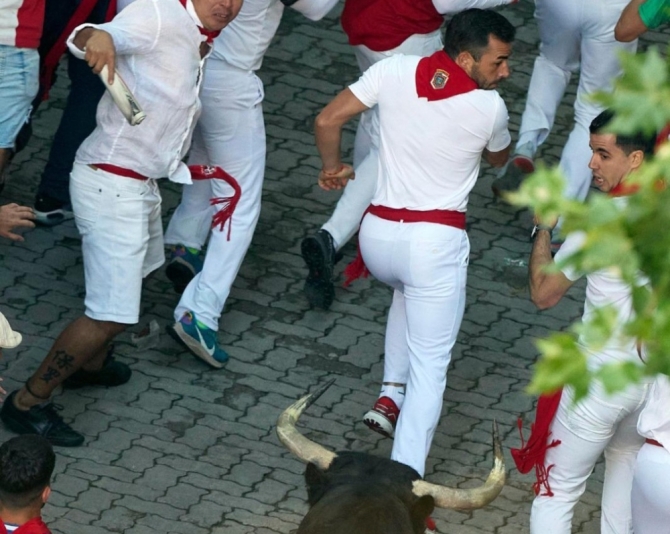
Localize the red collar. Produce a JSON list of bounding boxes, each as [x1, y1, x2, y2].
[[179, 0, 221, 43], [0, 518, 51, 534], [415, 51, 478, 102]]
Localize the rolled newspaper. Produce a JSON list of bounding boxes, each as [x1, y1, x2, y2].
[[98, 65, 146, 126]]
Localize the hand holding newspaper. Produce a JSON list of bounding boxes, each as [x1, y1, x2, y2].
[[98, 65, 147, 126]]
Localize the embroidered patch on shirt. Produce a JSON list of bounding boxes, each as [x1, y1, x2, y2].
[[430, 69, 449, 90]]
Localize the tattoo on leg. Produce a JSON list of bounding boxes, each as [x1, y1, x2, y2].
[[39, 350, 76, 383], [40, 367, 60, 383]]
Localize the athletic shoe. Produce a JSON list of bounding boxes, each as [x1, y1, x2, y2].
[[34, 194, 73, 226], [63, 345, 132, 389], [166, 244, 203, 294], [301, 229, 336, 309], [0, 391, 85, 447], [167, 311, 229, 369], [491, 142, 536, 198], [425, 517, 437, 534], [363, 396, 400, 438]]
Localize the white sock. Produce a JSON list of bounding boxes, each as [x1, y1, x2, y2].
[[380, 384, 405, 410]]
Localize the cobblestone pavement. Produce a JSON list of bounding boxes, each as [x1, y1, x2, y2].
[[1, 2, 667, 533]]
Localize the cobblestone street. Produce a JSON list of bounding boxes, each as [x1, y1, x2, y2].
[[1, 2, 667, 533]]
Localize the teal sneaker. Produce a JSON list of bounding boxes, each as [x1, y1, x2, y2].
[[167, 311, 229, 368], [166, 245, 204, 294]]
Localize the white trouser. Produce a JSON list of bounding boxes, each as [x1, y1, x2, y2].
[[516, 0, 637, 201], [632, 443, 670, 534], [359, 214, 469, 476], [321, 30, 443, 249], [164, 61, 266, 330], [530, 381, 649, 534]]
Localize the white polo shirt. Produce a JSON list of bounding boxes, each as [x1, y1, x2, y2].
[[349, 54, 510, 212], [637, 374, 670, 451]]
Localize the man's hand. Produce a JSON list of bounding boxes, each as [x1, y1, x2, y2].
[[318, 164, 355, 191], [0, 203, 36, 241], [73, 28, 116, 83]]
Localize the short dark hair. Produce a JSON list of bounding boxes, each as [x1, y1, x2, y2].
[[0, 436, 55, 510], [590, 110, 656, 156], [443, 9, 516, 61]]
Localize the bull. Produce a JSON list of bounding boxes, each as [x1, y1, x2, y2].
[[277, 380, 506, 534]]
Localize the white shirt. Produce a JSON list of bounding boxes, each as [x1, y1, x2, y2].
[[432, 0, 515, 13], [212, 0, 338, 72], [349, 54, 510, 211], [637, 375, 670, 451], [67, 0, 209, 184], [555, 200, 649, 367]]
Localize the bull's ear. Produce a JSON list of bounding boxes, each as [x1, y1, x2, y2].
[[305, 462, 329, 506], [411, 495, 435, 526]]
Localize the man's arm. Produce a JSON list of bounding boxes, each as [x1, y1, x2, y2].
[[314, 88, 369, 190], [0, 204, 35, 242], [72, 28, 117, 83], [529, 227, 574, 310], [615, 0, 649, 41], [483, 146, 510, 168]]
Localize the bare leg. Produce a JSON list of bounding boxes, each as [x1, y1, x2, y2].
[[14, 316, 126, 410]]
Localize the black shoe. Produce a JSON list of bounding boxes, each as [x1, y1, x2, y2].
[[0, 391, 85, 447], [63, 346, 132, 389], [34, 194, 72, 226], [301, 229, 336, 309]]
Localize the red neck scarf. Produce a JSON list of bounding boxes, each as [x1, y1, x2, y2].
[[0, 518, 51, 534], [609, 181, 639, 197], [415, 51, 478, 102], [179, 0, 221, 43]]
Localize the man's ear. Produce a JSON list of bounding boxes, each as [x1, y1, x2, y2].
[[455, 51, 475, 74], [41, 486, 51, 504], [629, 149, 645, 172]]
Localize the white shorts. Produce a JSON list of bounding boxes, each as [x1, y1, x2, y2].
[[70, 162, 164, 324]]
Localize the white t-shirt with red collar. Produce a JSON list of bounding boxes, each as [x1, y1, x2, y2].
[[0, 0, 44, 49], [348, 53, 510, 212]]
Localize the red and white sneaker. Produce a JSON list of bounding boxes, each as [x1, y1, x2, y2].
[[363, 396, 399, 438], [425, 516, 437, 534]]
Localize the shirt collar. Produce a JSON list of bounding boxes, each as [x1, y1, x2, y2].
[[180, 0, 221, 43]]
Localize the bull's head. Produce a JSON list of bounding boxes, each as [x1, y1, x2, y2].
[[277, 380, 506, 534]]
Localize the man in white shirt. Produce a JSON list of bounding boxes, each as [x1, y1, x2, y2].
[[300, 0, 517, 310], [0, 0, 243, 447], [525, 110, 655, 533], [162, 0, 339, 369], [313, 8, 514, 477]]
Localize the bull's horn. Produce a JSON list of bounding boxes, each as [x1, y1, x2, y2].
[[412, 420, 505, 509], [276, 379, 337, 471]]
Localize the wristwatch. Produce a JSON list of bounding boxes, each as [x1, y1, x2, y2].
[[530, 224, 553, 241]]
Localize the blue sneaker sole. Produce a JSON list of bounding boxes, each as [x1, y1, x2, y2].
[[166, 323, 227, 369]]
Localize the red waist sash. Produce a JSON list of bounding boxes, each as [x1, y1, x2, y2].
[[92, 163, 149, 180], [646, 438, 663, 447], [343, 205, 466, 286]]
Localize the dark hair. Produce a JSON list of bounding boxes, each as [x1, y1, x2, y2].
[[443, 9, 516, 61], [0, 436, 55, 510], [590, 110, 656, 156]]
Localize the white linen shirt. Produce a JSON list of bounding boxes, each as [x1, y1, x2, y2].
[[66, 0, 209, 184], [349, 54, 510, 212]]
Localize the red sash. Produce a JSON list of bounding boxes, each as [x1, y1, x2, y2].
[[188, 166, 241, 241], [341, 0, 443, 52], [0, 518, 51, 534], [343, 205, 466, 287], [645, 438, 663, 447], [415, 51, 478, 102]]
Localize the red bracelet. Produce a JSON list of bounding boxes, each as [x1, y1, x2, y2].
[[321, 164, 345, 177]]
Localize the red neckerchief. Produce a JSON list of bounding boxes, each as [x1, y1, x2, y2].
[[609, 181, 639, 197], [188, 166, 241, 240], [415, 51, 478, 102], [0, 518, 51, 534], [40, 0, 117, 100], [179, 0, 221, 43], [510, 390, 563, 496]]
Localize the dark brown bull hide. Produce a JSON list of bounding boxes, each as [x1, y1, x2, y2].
[[277, 381, 505, 534], [298, 452, 433, 534]]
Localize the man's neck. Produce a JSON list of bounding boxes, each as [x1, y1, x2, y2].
[[0, 507, 42, 527]]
